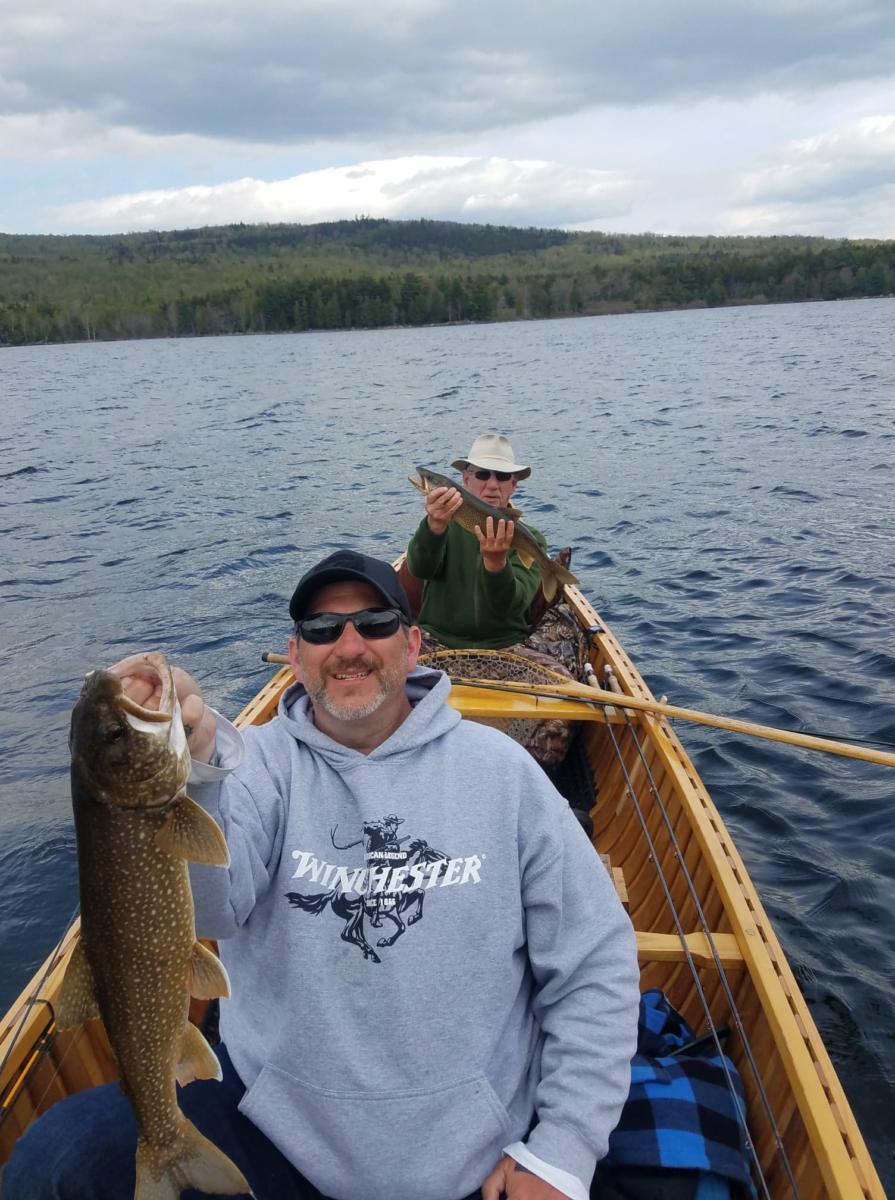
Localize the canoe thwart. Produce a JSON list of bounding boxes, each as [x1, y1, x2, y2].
[[636, 931, 744, 967]]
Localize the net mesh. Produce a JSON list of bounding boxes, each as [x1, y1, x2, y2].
[[418, 648, 575, 767], [418, 647, 571, 685]]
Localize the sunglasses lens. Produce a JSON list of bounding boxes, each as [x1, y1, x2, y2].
[[474, 469, 512, 482], [355, 611, 402, 639], [299, 609, 403, 644], [299, 614, 345, 644]]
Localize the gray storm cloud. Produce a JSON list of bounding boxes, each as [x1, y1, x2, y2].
[[4, 1, 895, 143]]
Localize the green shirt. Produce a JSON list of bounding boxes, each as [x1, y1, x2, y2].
[[405, 516, 546, 650]]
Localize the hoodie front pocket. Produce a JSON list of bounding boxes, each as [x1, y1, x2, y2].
[[239, 1062, 513, 1200]]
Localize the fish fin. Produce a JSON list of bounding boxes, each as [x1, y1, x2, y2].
[[175, 1022, 223, 1086], [56, 940, 100, 1028], [155, 794, 230, 866], [516, 551, 535, 569], [541, 560, 579, 605], [506, 502, 524, 519], [541, 573, 559, 604], [554, 561, 579, 586], [188, 940, 231, 1000], [136, 1119, 251, 1199]]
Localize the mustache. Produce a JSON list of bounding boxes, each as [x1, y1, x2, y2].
[[326, 657, 379, 674]]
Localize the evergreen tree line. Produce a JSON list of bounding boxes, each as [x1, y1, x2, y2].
[[1, 220, 893, 346]]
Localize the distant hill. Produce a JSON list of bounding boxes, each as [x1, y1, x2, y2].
[[1, 217, 893, 346]]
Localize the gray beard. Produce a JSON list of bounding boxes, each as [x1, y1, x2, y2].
[[310, 661, 404, 722]]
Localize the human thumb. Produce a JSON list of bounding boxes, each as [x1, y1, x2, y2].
[[182, 693, 216, 763]]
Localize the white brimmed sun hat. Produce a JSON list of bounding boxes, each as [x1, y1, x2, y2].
[[451, 433, 531, 480]]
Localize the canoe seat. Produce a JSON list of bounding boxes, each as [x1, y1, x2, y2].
[[600, 854, 629, 909]]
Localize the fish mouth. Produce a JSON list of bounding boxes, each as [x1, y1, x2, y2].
[[105, 652, 175, 724]]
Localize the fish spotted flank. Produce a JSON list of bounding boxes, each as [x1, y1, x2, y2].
[[58, 651, 250, 1200], [410, 465, 578, 602]]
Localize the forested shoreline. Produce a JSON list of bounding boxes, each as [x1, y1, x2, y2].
[[1, 217, 893, 346]]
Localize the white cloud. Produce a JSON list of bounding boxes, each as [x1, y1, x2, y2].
[[724, 113, 895, 235], [738, 114, 895, 203], [53, 155, 638, 232]]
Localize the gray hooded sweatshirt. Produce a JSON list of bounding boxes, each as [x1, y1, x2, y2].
[[189, 666, 638, 1200]]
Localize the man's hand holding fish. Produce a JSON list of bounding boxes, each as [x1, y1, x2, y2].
[[109, 652, 218, 763], [424, 482, 464, 535], [424, 482, 516, 571]]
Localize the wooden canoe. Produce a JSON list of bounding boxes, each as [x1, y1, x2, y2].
[[0, 582, 885, 1198]]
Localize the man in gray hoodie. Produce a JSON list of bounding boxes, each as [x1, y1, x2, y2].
[[2, 551, 639, 1200]]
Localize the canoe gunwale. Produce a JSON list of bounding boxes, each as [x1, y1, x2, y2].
[[0, 919, 80, 1126], [563, 584, 881, 1199]]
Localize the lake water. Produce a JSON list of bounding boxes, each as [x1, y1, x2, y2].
[[1, 299, 893, 1187]]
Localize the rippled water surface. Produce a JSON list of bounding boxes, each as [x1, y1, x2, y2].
[[2, 300, 893, 1186]]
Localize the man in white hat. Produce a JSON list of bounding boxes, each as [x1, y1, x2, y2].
[[405, 433, 546, 651]]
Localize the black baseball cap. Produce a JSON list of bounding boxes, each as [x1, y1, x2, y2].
[[289, 551, 412, 622]]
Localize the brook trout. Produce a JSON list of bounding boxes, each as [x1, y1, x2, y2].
[[410, 466, 578, 602], [58, 651, 249, 1200]]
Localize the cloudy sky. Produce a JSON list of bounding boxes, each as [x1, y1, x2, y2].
[[3, 0, 895, 237]]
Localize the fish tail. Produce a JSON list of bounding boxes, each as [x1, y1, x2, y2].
[[135, 1119, 251, 1199]]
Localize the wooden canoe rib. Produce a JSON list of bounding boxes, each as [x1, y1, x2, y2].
[[0, 583, 885, 1198]]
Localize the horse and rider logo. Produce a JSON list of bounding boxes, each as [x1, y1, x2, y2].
[[286, 814, 459, 964]]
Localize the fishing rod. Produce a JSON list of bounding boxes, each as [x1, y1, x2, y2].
[[260, 652, 895, 768]]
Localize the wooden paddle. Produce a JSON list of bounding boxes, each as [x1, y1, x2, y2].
[[466, 677, 895, 768], [261, 652, 895, 768]]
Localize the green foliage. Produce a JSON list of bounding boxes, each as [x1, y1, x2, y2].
[[0, 219, 892, 346]]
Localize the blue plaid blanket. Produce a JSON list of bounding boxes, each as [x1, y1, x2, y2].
[[601, 989, 752, 1191]]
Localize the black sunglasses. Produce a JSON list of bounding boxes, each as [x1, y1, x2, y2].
[[473, 468, 513, 482], [296, 607, 407, 645]]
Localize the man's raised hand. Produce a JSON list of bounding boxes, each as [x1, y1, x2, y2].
[[474, 515, 515, 573], [109, 653, 217, 764], [425, 485, 463, 536]]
